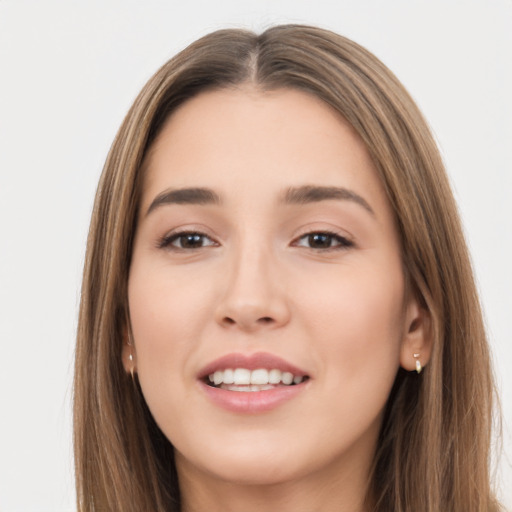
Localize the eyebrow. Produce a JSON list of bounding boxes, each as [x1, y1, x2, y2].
[[145, 184, 375, 217], [283, 185, 375, 216], [146, 187, 221, 216]]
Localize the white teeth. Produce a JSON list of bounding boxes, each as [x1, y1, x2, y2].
[[221, 384, 275, 392], [223, 368, 234, 384], [268, 369, 281, 384], [233, 368, 251, 385], [253, 385, 274, 391], [281, 371, 293, 385], [250, 368, 269, 385], [207, 368, 306, 387]]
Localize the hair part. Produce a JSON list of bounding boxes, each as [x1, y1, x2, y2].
[[74, 24, 501, 511]]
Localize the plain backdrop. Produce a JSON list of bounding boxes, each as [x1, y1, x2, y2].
[[0, 1, 510, 510]]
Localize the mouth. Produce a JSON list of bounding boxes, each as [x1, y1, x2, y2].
[[204, 367, 310, 392], [198, 352, 310, 412]]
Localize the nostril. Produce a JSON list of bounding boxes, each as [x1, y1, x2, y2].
[[221, 316, 274, 327]]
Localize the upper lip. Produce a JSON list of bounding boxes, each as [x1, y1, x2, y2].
[[198, 352, 309, 379]]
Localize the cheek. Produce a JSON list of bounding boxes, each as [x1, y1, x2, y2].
[[129, 260, 213, 347], [288, 263, 405, 452], [127, 264, 215, 411], [296, 260, 405, 384]]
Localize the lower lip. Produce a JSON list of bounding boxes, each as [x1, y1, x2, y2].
[[199, 381, 307, 413]]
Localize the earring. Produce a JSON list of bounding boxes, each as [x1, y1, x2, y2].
[[413, 353, 422, 374], [128, 350, 135, 380], [128, 352, 136, 380], [127, 331, 135, 379]]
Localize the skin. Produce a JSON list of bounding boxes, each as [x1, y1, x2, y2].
[[126, 87, 431, 512]]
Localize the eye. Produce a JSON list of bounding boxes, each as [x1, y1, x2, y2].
[[294, 232, 353, 250], [159, 231, 217, 250]]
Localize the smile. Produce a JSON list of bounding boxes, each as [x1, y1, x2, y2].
[[207, 368, 306, 391], [198, 352, 311, 412]]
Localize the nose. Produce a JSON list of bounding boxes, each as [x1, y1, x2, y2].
[[214, 245, 291, 332]]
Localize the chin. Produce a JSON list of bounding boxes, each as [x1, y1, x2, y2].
[[204, 456, 303, 486], [176, 434, 311, 486]]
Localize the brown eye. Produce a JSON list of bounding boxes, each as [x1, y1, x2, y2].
[[295, 232, 353, 250], [160, 232, 217, 250], [178, 234, 205, 248], [308, 233, 334, 249]]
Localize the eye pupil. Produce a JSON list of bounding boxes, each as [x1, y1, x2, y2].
[[182, 234, 203, 248], [308, 233, 332, 248]]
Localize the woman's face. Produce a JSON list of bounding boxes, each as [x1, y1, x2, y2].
[[127, 87, 423, 489]]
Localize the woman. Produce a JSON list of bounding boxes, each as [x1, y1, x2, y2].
[[74, 25, 502, 511]]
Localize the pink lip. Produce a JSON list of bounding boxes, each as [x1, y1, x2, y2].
[[199, 381, 308, 413], [198, 352, 308, 378], [197, 352, 310, 414]]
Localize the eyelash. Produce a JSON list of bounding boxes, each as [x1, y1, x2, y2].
[[293, 231, 354, 251], [158, 230, 354, 252], [158, 231, 218, 250]]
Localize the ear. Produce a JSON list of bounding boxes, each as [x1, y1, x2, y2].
[[399, 295, 432, 373], [121, 326, 137, 375]]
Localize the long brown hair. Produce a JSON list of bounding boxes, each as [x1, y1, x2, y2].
[[74, 25, 502, 511]]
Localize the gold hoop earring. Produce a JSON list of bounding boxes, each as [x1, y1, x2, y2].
[[413, 353, 422, 374]]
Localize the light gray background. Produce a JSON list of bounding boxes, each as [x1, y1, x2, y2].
[[0, 1, 510, 510]]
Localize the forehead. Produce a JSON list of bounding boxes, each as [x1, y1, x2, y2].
[[141, 87, 391, 219]]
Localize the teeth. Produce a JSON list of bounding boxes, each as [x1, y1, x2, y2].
[[207, 368, 306, 387], [250, 369, 269, 385], [268, 369, 281, 384], [281, 372, 293, 385], [221, 384, 276, 392], [233, 368, 251, 385], [223, 368, 234, 384]]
